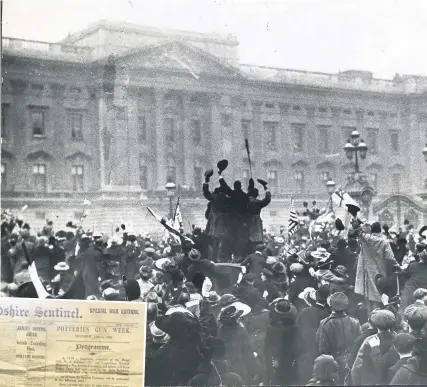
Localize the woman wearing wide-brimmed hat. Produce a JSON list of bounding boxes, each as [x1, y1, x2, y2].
[[217, 304, 259, 384], [264, 298, 298, 386], [145, 308, 203, 386]]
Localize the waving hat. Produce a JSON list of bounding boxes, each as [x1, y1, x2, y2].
[[217, 159, 228, 173], [419, 225, 427, 239]]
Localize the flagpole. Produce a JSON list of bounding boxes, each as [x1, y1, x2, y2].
[[173, 197, 180, 221]]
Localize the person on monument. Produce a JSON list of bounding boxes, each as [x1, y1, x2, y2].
[[202, 161, 232, 262], [245, 178, 272, 255], [217, 166, 250, 262]]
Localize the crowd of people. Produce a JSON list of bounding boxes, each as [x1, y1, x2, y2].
[[2, 165, 427, 386]]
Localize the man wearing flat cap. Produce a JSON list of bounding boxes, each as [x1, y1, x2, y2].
[[317, 292, 361, 384], [351, 309, 397, 385]]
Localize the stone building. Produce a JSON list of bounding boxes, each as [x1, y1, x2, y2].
[[2, 20, 427, 233]]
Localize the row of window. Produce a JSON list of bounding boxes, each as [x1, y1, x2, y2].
[[242, 102, 399, 118], [0, 162, 404, 193], [1, 105, 205, 146], [256, 121, 399, 154], [1, 164, 84, 192]]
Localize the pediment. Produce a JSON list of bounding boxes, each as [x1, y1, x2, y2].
[[389, 163, 405, 170], [316, 160, 335, 169], [27, 150, 53, 160], [365, 162, 383, 170], [264, 158, 283, 167], [117, 41, 241, 79], [65, 151, 92, 160], [291, 159, 309, 168], [242, 157, 255, 165]]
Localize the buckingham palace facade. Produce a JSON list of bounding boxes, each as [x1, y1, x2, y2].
[[2, 20, 427, 232]]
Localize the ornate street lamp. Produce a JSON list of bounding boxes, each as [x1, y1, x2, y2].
[[326, 179, 336, 211], [343, 130, 368, 174], [423, 144, 427, 162], [326, 179, 336, 195], [165, 181, 176, 220]]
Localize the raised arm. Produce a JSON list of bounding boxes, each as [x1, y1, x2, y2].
[[259, 190, 272, 208], [202, 182, 214, 201]]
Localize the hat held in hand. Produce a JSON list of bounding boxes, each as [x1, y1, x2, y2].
[[204, 169, 214, 179], [217, 159, 228, 173], [257, 178, 267, 188]]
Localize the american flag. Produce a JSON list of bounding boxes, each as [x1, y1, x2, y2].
[[288, 198, 299, 236]]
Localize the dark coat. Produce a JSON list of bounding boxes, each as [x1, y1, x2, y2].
[[186, 259, 218, 283], [203, 183, 231, 238], [146, 314, 203, 386], [79, 244, 104, 298], [388, 357, 411, 383], [317, 312, 361, 383], [400, 261, 427, 311], [264, 320, 298, 386], [146, 338, 203, 386], [232, 283, 262, 306], [123, 243, 141, 280], [33, 245, 52, 281], [1, 237, 13, 282], [241, 252, 266, 286], [242, 308, 269, 357], [188, 360, 244, 386], [247, 192, 271, 243], [351, 330, 397, 385], [348, 327, 377, 369], [219, 178, 249, 216], [390, 356, 427, 385], [296, 304, 330, 385], [218, 322, 258, 384]]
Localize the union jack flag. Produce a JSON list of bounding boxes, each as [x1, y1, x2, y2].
[[288, 198, 299, 236]]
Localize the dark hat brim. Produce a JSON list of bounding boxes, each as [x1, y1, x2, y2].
[[419, 225, 427, 238], [346, 204, 360, 217], [257, 178, 267, 186]]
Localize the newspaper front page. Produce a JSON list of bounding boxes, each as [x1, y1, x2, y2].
[[0, 298, 146, 387]]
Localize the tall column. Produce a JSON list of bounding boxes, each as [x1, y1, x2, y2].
[[10, 80, 28, 191], [209, 93, 223, 163], [304, 104, 317, 196], [231, 96, 243, 182], [251, 100, 263, 180], [181, 92, 193, 187], [127, 91, 140, 187], [155, 88, 166, 189], [279, 103, 291, 195], [98, 97, 106, 189]]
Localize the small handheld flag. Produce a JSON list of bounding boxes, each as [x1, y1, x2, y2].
[[288, 198, 299, 236]]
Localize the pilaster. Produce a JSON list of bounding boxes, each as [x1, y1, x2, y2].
[[154, 88, 166, 189]]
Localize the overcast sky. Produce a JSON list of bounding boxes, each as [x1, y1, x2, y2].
[[3, 0, 427, 78]]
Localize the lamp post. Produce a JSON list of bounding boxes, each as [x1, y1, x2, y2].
[[344, 130, 368, 174], [326, 179, 336, 211], [165, 181, 176, 220]]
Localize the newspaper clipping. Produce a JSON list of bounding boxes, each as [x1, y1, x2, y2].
[[0, 298, 146, 387]]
